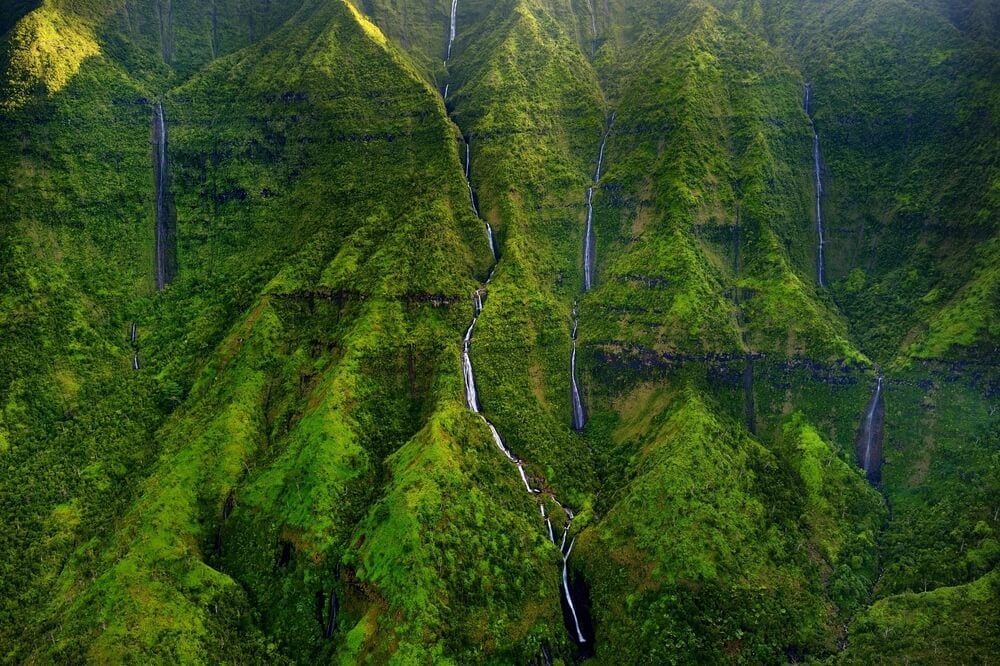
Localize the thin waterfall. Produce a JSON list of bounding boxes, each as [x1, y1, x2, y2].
[[484, 418, 517, 462], [446, 0, 458, 62], [324, 588, 338, 639], [517, 463, 539, 494], [561, 537, 586, 643], [129, 322, 140, 371], [583, 188, 596, 290], [584, 112, 615, 292], [856, 374, 885, 484], [465, 139, 497, 259], [462, 317, 479, 412], [461, 272, 589, 646], [575, 112, 615, 431], [448, 14, 590, 651], [583, 0, 597, 55], [153, 102, 176, 290], [804, 83, 826, 287], [570, 304, 585, 430]]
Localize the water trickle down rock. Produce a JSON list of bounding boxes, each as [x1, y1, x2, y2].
[[856, 374, 885, 484], [153, 102, 177, 290], [804, 83, 826, 287]]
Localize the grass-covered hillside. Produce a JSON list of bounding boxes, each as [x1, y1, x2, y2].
[[1, 0, 996, 663]]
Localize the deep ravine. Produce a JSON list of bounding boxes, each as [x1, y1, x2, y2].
[[445, 5, 592, 652], [856, 374, 885, 484], [804, 83, 826, 287]]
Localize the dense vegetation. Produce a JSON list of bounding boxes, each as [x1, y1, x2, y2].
[[1, 0, 996, 663]]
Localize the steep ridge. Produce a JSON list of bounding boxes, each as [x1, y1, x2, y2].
[[416, 1, 892, 654], [562, 7, 888, 660], [4, 0, 564, 661], [0, 0, 997, 662], [768, 0, 1000, 363], [736, 3, 1000, 643], [0, 7, 333, 647], [0, 4, 168, 650]]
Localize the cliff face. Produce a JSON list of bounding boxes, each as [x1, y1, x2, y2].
[[0, 0, 996, 662]]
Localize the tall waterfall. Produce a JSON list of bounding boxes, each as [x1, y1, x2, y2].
[[583, 0, 597, 55], [584, 112, 614, 292], [575, 113, 615, 432], [561, 536, 586, 643], [153, 102, 176, 290], [804, 83, 826, 287], [462, 316, 480, 412], [446, 0, 458, 62], [856, 374, 885, 484], [570, 305, 585, 430]]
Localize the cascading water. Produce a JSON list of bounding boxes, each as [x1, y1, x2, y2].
[[570, 304, 585, 431], [804, 83, 826, 287], [129, 322, 140, 371], [462, 318, 480, 412], [446, 0, 458, 62], [561, 536, 586, 644], [574, 114, 615, 430], [455, 127, 589, 652], [153, 102, 176, 290], [856, 374, 885, 484], [583, 112, 614, 292], [459, 215, 589, 650], [446, 15, 590, 652]]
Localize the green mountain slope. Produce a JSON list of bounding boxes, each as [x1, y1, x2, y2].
[[1, 0, 996, 663]]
